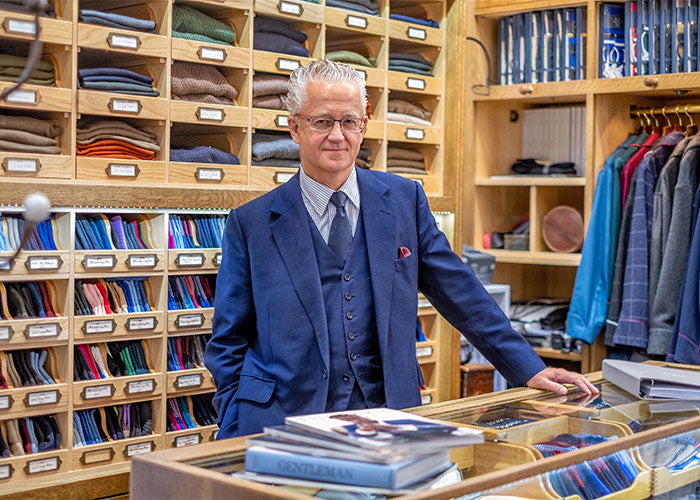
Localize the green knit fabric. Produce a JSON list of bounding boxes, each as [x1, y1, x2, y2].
[[0, 54, 54, 72], [172, 5, 236, 45], [325, 50, 376, 68], [171, 30, 232, 46], [0, 74, 55, 85], [0, 54, 55, 85]]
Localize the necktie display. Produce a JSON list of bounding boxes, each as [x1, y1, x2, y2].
[[328, 191, 352, 261]]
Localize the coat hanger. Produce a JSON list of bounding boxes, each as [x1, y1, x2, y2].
[[685, 105, 698, 137], [650, 107, 661, 134], [661, 107, 673, 136], [641, 110, 651, 133], [673, 106, 685, 132]]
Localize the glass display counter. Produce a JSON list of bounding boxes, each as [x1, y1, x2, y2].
[[130, 361, 700, 499]]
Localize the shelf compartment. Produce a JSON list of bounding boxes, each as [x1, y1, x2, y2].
[[73, 311, 166, 342], [167, 424, 218, 449], [0, 448, 68, 484], [170, 101, 248, 127], [474, 82, 589, 102], [168, 248, 222, 272], [78, 90, 166, 120], [386, 122, 441, 143], [533, 185, 584, 253], [74, 372, 162, 408], [0, 250, 69, 276], [254, 0, 324, 24], [415, 339, 437, 364], [166, 367, 215, 396], [252, 49, 312, 75], [76, 157, 167, 183], [77, 24, 168, 58], [387, 70, 441, 94], [249, 165, 297, 187], [0, 10, 72, 44], [324, 6, 386, 36], [388, 18, 442, 47], [0, 152, 72, 179], [73, 249, 166, 274], [251, 108, 290, 131], [167, 307, 214, 335], [0, 317, 70, 347]]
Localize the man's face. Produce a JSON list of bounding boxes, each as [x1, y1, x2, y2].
[[288, 80, 365, 187]]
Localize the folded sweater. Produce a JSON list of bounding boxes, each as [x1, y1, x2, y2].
[[326, 0, 379, 15], [388, 99, 432, 121], [252, 73, 289, 97], [76, 134, 160, 152], [77, 120, 156, 142], [172, 5, 236, 45], [0, 140, 61, 154], [254, 16, 308, 44], [79, 9, 156, 32], [170, 146, 240, 164], [386, 112, 432, 127], [171, 62, 238, 103], [251, 137, 300, 161], [0, 129, 58, 147], [389, 14, 439, 29], [78, 67, 154, 85], [0, 114, 62, 137], [387, 146, 424, 161], [252, 94, 286, 109], [76, 139, 157, 160], [254, 32, 309, 57], [325, 50, 376, 67]]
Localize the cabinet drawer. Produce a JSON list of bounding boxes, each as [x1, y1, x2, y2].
[[386, 123, 441, 143], [169, 162, 246, 186], [324, 6, 385, 36], [249, 166, 297, 187], [251, 108, 290, 130], [254, 0, 324, 23], [387, 71, 442, 94]]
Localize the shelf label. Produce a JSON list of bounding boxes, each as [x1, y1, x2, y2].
[[126, 441, 153, 457], [214, 252, 222, 266], [26, 457, 59, 474], [278, 0, 302, 16], [198, 46, 226, 62], [274, 171, 294, 184], [196, 167, 224, 182], [0, 395, 12, 410], [82, 254, 117, 269], [127, 254, 158, 268], [276, 58, 300, 72], [25, 322, 60, 339], [406, 77, 426, 90], [176, 313, 204, 328], [175, 433, 201, 448], [421, 394, 432, 405], [127, 316, 157, 331], [125, 378, 156, 395], [345, 14, 367, 29], [81, 448, 114, 465], [176, 373, 203, 389], [275, 115, 288, 127], [109, 98, 141, 114], [83, 319, 116, 334], [0, 326, 12, 341], [196, 107, 225, 122], [175, 253, 205, 267], [210, 429, 218, 441], [108, 32, 140, 50], [357, 69, 367, 81], [405, 128, 425, 140], [26, 255, 62, 271], [2, 157, 40, 173], [5, 17, 37, 35], [416, 345, 433, 358], [0, 464, 12, 480], [0, 258, 9, 271], [26, 389, 59, 407], [5, 88, 38, 104], [82, 384, 114, 400], [106, 163, 140, 178], [407, 27, 427, 40]]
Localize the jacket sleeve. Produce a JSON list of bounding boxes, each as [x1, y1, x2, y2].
[[204, 209, 256, 433], [414, 183, 546, 387]]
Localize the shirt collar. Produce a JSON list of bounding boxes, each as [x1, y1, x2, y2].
[[299, 166, 360, 216]]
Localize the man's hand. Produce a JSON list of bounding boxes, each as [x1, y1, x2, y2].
[[526, 367, 599, 395]]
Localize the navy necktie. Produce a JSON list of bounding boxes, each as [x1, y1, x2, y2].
[[328, 191, 352, 261]]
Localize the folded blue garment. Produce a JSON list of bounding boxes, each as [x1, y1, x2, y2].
[[78, 68, 154, 84], [251, 136, 299, 161], [79, 14, 156, 33], [254, 32, 309, 57], [170, 146, 240, 164], [325, 0, 378, 15], [252, 158, 301, 168], [388, 64, 433, 76], [389, 14, 439, 28], [80, 75, 153, 86], [254, 16, 308, 44], [79, 10, 156, 32], [389, 52, 434, 67], [78, 81, 160, 96]]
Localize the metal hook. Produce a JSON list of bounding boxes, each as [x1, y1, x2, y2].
[[685, 105, 695, 125], [661, 107, 671, 127], [650, 107, 659, 127], [675, 105, 684, 126]]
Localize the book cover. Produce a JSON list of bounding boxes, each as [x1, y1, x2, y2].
[[576, 7, 587, 79], [600, 3, 626, 78], [499, 17, 507, 84], [661, 0, 669, 73], [564, 8, 577, 80], [244, 445, 451, 489]]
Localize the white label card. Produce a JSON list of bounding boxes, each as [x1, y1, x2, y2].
[[84, 384, 113, 399], [176, 434, 201, 448], [421, 394, 432, 405], [0, 395, 11, 410], [27, 390, 58, 406], [346, 15, 367, 29], [277, 58, 300, 71], [199, 46, 225, 61], [27, 323, 59, 338], [274, 172, 294, 184], [28, 457, 58, 474], [407, 27, 427, 40], [275, 115, 288, 127], [405, 128, 425, 140], [406, 78, 426, 90], [6, 89, 37, 104], [111, 98, 140, 113], [413, 178, 424, 186], [0, 465, 10, 479], [127, 254, 157, 268], [196, 168, 223, 181], [177, 314, 204, 328], [214, 253, 222, 266], [108, 164, 138, 178], [85, 320, 115, 334], [5, 158, 38, 172], [0, 326, 11, 340], [197, 108, 224, 121], [84, 255, 116, 269], [279, 0, 301, 15], [109, 33, 139, 49], [177, 374, 203, 388], [0, 259, 9, 271], [7, 18, 36, 34], [126, 442, 152, 456], [416, 345, 433, 357], [127, 379, 155, 394], [176, 254, 204, 266], [28, 256, 60, 270], [127, 316, 156, 331]]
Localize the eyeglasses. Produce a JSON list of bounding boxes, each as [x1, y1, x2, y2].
[[295, 114, 367, 132]]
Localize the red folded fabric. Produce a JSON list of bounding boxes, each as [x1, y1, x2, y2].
[[76, 139, 157, 160], [183, 276, 199, 308], [130, 221, 147, 249], [38, 281, 56, 317], [95, 281, 113, 315], [18, 418, 32, 454], [199, 276, 212, 301], [175, 338, 184, 370], [79, 344, 101, 379]]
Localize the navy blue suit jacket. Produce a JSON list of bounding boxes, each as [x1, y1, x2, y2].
[[205, 168, 546, 438]]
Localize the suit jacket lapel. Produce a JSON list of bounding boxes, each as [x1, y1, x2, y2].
[[270, 175, 329, 369], [358, 169, 397, 357]]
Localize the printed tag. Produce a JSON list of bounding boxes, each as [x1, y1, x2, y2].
[[26, 390, 58, 406], [421, 394, 432, 405], [127, 316, 156, 331], [416, 345, 433, 358], [6, 89, 37, 104], [83, 255, 117, 269], [211, 429, 219, 440], [199, 46, 225, 61], [127, 254, 157, 268], [26, 323, 59, 338], [176, 253, 204, 267], [126, 379, 155, 394], [175, 434, 201, 448], [107, 163, 138, 178], [0, 465, 11, 479], [83, 384, 113, 400], [278, 0, 302, 16], [6, 18, 36, 35], [277, 58, 300, 71], [196, 168, 223, 181], [84, 319, 115, 334], [275, 115, 288, 127], [126, 442, 152, 456], [27, 457, 58, 474], [197, 107, 224, 121], [110, 98, 140, 113], [109, 33, 139, 49], [407, 27, 427, 40], [405, 128, 425, 140], [0, 395, 11, 410], [176, 374, 203, 389], [0, 326, 10, 340], [274, 172, 294, 184], [345, 15, 367, 29], [214, 252, 222, 266], [177, 314, 204, 328], [406, 77, 426, 90], [27, 256, 60, 270], [3, 158, 39, 172]]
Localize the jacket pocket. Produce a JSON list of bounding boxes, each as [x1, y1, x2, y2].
[[395, 251, 416, 272], [234, 374, 276, 404]]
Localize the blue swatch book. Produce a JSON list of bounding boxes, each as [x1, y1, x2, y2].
[[600, 3, 626, 78]]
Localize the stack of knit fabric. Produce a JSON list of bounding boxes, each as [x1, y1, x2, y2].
[[0, 54, 55, 86], [387, 98, 433, 126], [0, 113, 62, 155], [325, 50, 376, 68], [76, 119, 160, 161], [3, 349, 55, 387], [387, 145, 426, 175], [252, 131, 300, 168], [389, 14, 439, 28], [169, 144, 240, 165], [172, 4, 235, 46], [389, 52, 434, 76], [171, 62, 238, 105], [78, 9, 156, 32], [0, 214, 57, 251], [167, 335, 209, 371], [326, 0, 379, 15], [254, 16, 308, 57], [252, 73, 289, 110], [5, 281, 57, 319], [4, 416, 60, 457], [78, 68, 159, 96], [355, 147, 372, 169], [0, 0, 54, 16]]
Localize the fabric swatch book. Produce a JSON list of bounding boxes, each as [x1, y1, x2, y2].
[[603, 359, 700, 399]]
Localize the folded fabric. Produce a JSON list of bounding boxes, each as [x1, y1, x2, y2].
[[0, 54, 55, 73], [511, 159, 577, 175], [81, 75, 153, 86], [387, 158, 425, 170], [78, 81, 160, 96], [0, 129, 58, 147], [254, 16, 308, 44], [388, 63, 433, 76], [170, 146, 240, 164], [252, 158, 301, 168], [76, 139, 157, 160], [357, 147, 371, 161], [325, 0, 379, 15], [387, 166, 427, 175], [0, 54, 55, 85], [172, 4, 236, 46], [251, 136, 300, 161], [389, 52, 434, 67], [325, 50, 376, 67], [0, 139, 61, 154], [388, 99, 432, 121], [78, 67, 154, 85], [387, 146, 424, 161], [386, 112, 432, 127], [0, 0, 55, 16], [254, 31, 309, 57], [355, 157, 370, 169], [252, 94, 286, 109], [76, 119, 156, 142], [389, 14, 439, 28], [171, 62, 238, 104], [76, 134, 160, 152], [0, 114, 62, 138], [252, 73, 289, 97], [79, 9, 156, 32]]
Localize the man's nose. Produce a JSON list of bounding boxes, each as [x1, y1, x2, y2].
[[327, 121, 345, 140]]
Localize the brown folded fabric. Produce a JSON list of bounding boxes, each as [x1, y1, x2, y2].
[[0, 115, 62, 137], [5, 352, 21, 387], [171, 61, 238, 102], [387, 146, 424, 161], [76, 134, 160, 152], [0, 129, 58, 147], [171, 93, 235, 105], [388, 99, 432, 121], [387, 166, 428, 175], [252, 73, 289, 97], [0, 139, 61, 154], [355, 157, 371, 169], [5, 419, 24, 456], [76, 139, 156, 160], [0, 74, 55, 86], [252, 94, 287, 109], [77, 120, 157, 142], [387, 158, 426, 170]]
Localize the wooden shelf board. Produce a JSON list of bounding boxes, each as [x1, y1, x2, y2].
[[533, 347, 583, 362], [475, 176, 586, 187], [474, 81, 589, 102], [483, 249, 581, 266], [474, 0, 586, 17]]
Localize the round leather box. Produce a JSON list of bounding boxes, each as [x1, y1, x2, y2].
[[542, 205, 584, 253]]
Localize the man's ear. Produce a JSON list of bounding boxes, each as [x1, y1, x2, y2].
[[288, 116, 301, 145]]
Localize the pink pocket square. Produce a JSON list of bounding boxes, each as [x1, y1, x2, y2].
[[398, 247, 411, 258]]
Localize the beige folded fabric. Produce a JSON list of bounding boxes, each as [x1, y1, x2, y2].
[[252, 73, 289, 97], [172, 93, 235, 105], [387, 158, 425, 170], [0, 114, 62, 138], [387, 166, 427, 175], [0, 129, 57, 147], [252, 94, 287, 109], [386, 112, 432, 127], [355, 157, 371, 169], [0, 139, 61, 154], [5, 418, 24, 456], [388, 99, 432, 121], [76, 134, 160, 152], [171, 61, 238, 102], [77, 120, 157, 141], [387, 146, 424, 161]]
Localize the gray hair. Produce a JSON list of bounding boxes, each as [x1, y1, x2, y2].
[[286, 59, 367, 116]]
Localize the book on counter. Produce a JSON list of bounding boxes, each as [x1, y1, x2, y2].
[[603, 359, 700, 399]]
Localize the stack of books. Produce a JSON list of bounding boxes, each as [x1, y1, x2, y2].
[[235, 408, 484, 495]]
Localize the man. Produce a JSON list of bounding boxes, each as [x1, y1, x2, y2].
[[205, 60, 597, 439]]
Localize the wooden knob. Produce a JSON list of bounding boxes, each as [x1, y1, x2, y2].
[[643, 77, 659, 88], [519, 84, 534, 95]]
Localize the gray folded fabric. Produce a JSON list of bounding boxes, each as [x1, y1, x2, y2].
[[252, 94, 286, 109], [171, 61, 238, 103], [355, 157, 370, 169], [387, 166, 427, 175], [79, 9, 156, 32], [78, 81, 160, 96], [388, 99, 432, 121], [0, 139, 61, 154], [254, 32, 309, 57], [0, 0, 55, 15], [388, 64, 433, 76], [0, 115, 62, 137], [77, 119, 156, 141], [252, 158, 301, 168], [0, 129, 57, 147], [254, 16, 308, 44], [76, 134, 160, 152], [389, 52, 434, 67], [386, 112, 432, 127], [252, 73, 289, 97], [325, 0, 379, 15], [387, 146, 424, 161], [387, 158, 425, 170], [251, 137, 300, 161]]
